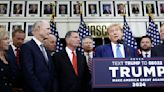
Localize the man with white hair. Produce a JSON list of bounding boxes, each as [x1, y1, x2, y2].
[[21, 20, 58, 92]]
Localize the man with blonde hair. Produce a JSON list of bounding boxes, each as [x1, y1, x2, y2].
[[94, 24, 138, 92], [95, 23, 137, 58]]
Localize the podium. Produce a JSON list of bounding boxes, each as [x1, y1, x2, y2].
[[92, 58, 164, 88]]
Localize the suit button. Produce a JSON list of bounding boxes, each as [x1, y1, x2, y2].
[[1, 68, 4, 71], [4, 83, 7, 86]]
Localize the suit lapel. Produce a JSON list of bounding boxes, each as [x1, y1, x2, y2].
[[8, 45, 18, 67], [76, 51, 83, 77], [108, 44, 114, 57], [31, 39, 50, 69], [63, 49, 79, 76]]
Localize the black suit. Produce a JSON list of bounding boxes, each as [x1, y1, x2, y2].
[[6, 45, 22, 88], [152, 43, 164, 57], [21, 39, 58, 92], [52, 49, 91, 92]]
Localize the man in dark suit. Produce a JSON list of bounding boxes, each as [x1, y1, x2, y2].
[[152, 23, 164, 57], [103, 5, 111, 14], [82, 36, 94, 72], [89, 4, 97, 14], [52, 31, 91, 92], [44, 34, 57, 56], [7, 29, 25, 92], [44, 4, 52, 14], [95, 24, 137, 58], [94, 24, 138, 92], [13, 4, 22, 14], [20, 20, 58, 92], [29, 4, 38, 14], [59, 5, 67, 14], [138, 35, 152, 58]]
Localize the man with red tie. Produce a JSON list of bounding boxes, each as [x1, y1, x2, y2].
[[7, 29, 25, 92], [53, 31, 91, 92]]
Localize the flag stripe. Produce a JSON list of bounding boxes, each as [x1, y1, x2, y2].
[[146, 16, 161, 47], [123, 16, 138, 49], [50, 20, 63, 52], [77, 14, 91, 52]]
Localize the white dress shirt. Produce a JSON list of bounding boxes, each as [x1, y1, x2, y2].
[[84, 51, 93, 63], [142, 50, 151, 58], [32, 37, 43, 51], [65, 47, 76, 64], [11, 44, 17, 56]]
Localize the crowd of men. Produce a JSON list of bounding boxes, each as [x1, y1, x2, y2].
[[0, 20, 164, 92]]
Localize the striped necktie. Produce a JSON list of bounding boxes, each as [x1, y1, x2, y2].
[[87, 53, 92, 73]]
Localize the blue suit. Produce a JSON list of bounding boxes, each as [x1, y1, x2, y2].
[[95, 43, 138, 58], [20, 39, 58, 92], [6, 45, 22, 88], [94, 43, 139, 92]]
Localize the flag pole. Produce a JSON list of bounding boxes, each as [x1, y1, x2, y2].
[[50, 1, 57, 22]]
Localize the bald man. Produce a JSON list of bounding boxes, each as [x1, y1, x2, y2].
[[44, 34, 57, 55]]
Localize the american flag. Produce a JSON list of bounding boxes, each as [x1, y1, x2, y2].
[[77, 14, 91, 52], [123, 16, 138, 49], [146, 16, 161, 47], [50, 20, 63, 52]]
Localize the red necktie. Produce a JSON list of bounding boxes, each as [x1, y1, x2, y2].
[[72, 51, 78, 76], [15, 48, 20, 65]]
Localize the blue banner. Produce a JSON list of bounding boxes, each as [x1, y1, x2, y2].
[[92, 58, 164, 88]]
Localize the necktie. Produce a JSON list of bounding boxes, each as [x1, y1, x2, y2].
[[145, 53, 148, 58], [15, 47, 20, 65], [72, 51, 78, 76], [40, 44, 49, 63], [87, 53, 92, 73], [116, 44, 123, 58]]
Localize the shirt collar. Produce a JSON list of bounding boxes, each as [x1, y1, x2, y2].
[[11, 44, 17, 51], [66, 47, 76, 53], [84, 51, 93, 56], [32, 37, 43, 47], [142, 50, 151, 55]]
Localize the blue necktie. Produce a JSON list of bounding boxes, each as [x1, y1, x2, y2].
[[116, 44, 123, 58]]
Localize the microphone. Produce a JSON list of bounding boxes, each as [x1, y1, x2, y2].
[[117, 39, 124, 44]]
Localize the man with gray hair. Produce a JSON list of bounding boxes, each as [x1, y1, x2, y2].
[[53, 31, 91, 92], [21, 20, 58, 92], [82, 36, 94, 72]]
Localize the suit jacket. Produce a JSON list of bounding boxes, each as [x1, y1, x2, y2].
[[152, 43, 164, 57], [6, 45, 22, 88], [20, 39, 58, 92], [95, 43, 138, 58], [138, 50, 152, 58], [52, 49, 91, 92]]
